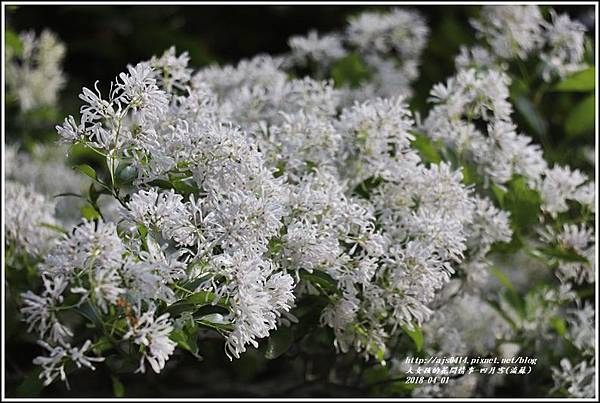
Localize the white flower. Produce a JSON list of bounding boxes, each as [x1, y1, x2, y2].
[[321, 294, 360, 333], [337, 95, 417, 186], [5, 181, 59, 256], [552, 358, 595, 398], [20, 275, 73, 345], [149, 46, 193, 91], [40, 219, 125, 278], [468, 196, 512, 253], [538, 165, 591, 215], [6, 29, 66, 112], [346, 8, 429, 59], [122, 237, 187, 304], [262, 111, 342, 178], [344, 8, 428, 101], [566, 303, 595, 355], [5, 144, 87, 226], [471, 5, 545, 59], [123, 306, 177, 374], [424, 294, 511, 357], [541, 11, 588, 81], [423, 68, 549, 187], [546, 223, 595, 285], [202, 252, 295, 359], [124, 188, 201, 247], [455, 45, 501, 71], [287, 30, 346, 68], [33, 339, 104, 387]]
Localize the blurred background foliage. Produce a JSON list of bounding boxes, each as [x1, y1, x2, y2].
[[6, 4, 595, 169], [4, 4, 596, 398]]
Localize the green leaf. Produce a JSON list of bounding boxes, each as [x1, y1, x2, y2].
[[515, 96, 547, 137], [39, 223, 69, 235], [16, 368, 44, 397], [538, 246, 589, 263], [265, 325, 294, 359], [74, 164, 99, 181], [5, 29, 23, 55], [115, 162, 137, 185], [504, 176, 541, 231], [550, 317, 567, 337], [503, 288, 527, 320], [411, 133, 441, 164], [76, 302, 104, 329], [299, 270, 338, 294], [490, 267, 515, 293], [565, 94, 595, 138], [111, 376, 125, 398], [166, 290, 230, 318], [137, 224, 148, 238], [170, 329, 194, 353], [93, 336, 114, 354], [401, 324, 423, 352], [484, 298, 518, 330], [148, 179, 175, 190], [491, 183, 506, 208], [179, 274, 211, 293], [554, 67, 595, 92], [182, 290, 220, 305], [81, 204, 102, 221], [491, 268, 526, 319], [192, 304, 230, 319], [330, 53, 370, 88], [354, 176, 384, 199]]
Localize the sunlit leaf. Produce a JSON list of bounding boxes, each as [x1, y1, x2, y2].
[[554, 67, 595, 92], [565, 94, 595, 138]]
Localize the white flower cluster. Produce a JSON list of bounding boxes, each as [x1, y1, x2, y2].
[[5, 144, 87, 226], [469, 5, 588, 81], [552, 358, 596, 398], [6, 29, 66, 112], [538, 165, 595, 216], [164, 47, 511, 360], [20, 218, 183, 382], [471, 5, 545, 60], [423, 68, 547, 187], [52, 48, 297, 367], [9, 6, 594, 396], [285, 8, 429, 102], [5, 181, 59, 256], [540, 223, 595, 285], [40, 31, 508, 376]]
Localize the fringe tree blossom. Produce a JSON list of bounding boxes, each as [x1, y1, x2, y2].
[[21, 275, 73, 345], [33, 339, 104, 387], [541, 10, 588, 80], [123, 306, 177, 374], [5, 181, 59, 256], [5, 144, 87, 225], [469, 5, 588, 82], [423, 68, 547, 187], [538, 165, 595, 216], [8, 7, 594, 397], [471, 5, 545, 59], [552, 359, 596, 398], [287, 30, 347, 71], [6, 30, 66, 111]]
